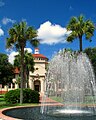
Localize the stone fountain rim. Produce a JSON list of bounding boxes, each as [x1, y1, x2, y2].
[[0, 104, 96, 120]]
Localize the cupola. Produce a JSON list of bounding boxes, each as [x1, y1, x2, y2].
[[34, 48, 39, 54]]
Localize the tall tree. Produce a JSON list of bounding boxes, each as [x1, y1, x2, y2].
[[66, 15, 95, 51], [24, 50, 35, 88], [14, 50, 35, 88], [84, 47, 96, 77], [6, 21, 39, 104], [0, 53, 14, 85]]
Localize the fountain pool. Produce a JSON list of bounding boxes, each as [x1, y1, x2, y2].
[[2, 106, 96, 120]]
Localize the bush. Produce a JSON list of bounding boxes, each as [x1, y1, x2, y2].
[[5, 89, 40, 104], [5, 89, 20, 104], [30, 90, 40, 103]]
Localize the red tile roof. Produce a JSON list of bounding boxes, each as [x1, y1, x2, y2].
[[32, 54, 48, 60], [14, 54, 48, 74], [14, 67, 20, 74]]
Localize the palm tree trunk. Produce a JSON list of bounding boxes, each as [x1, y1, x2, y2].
[[26, 70, 29, 88], [20, 46, 24, 104], [23, 64, 26, 88], [79, 36, 83, 52]]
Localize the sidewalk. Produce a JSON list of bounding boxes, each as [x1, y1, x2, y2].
[[39, 95, 63, 106]]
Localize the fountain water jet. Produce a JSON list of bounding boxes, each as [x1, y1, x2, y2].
[[41, 49, 96, 117]]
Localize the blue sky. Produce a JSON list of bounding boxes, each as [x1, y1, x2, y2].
[[0, 0, 96, 62]]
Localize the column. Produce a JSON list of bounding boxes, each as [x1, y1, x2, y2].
[[15, 84, 19, 89], [41, 79, 44, 93], [30, 77, 34, 90], [31, 80, 34, 90]]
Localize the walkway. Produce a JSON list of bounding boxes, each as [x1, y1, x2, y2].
[[39, 95, 63, 106]]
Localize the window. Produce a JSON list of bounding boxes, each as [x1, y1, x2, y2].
[[19, 84, 20, 88], [36, 68, 39, 70], [12, 83, 15, 88], [59, 82, 61, 89], [2, 84, 4, 88], [8, 83, 11, 88]]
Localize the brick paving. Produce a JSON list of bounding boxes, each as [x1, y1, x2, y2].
[[39, 95, 63, 106]]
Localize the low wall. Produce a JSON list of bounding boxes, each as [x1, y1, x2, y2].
[[0, 90, 7, 94]]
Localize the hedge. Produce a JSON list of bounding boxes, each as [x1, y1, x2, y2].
[[5, 88, 40, 104]]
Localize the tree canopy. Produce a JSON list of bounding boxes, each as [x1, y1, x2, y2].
[[14, 50, 35, 88], [0, 53, 14, 85], [67, 15, 95, 51], [84, 47, 96, 77]]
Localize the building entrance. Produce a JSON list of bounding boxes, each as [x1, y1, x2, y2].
[[34, 80, 41, 92]]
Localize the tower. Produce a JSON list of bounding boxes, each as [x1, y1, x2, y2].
[[34, 48, 39, 54]]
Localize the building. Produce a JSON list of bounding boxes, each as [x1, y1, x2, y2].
[[0, 48, 48, 94], [29, 48, 48, 94]]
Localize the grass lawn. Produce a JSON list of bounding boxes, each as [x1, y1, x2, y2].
[[1, 94, 96, 109], [50, 96, 63, 102], [50, 95, 96, 105], [0, 94, 39, 109]]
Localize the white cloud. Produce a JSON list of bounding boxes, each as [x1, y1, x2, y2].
[[8, 48, 32, 64], [2, 17, 16, 25], [8, 51, 19, 64], [24, 48, 32, 53], [0, 27, 4, 36], [37, 21, 71, 45]]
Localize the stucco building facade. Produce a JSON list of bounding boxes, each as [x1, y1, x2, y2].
[[29, 48, 48, 94]]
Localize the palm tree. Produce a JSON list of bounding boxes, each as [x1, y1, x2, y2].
[[14, 50, 35, 88], [6, 21, 39, 104], [66, 15, 95, 51], [24, 50, 35, 88]]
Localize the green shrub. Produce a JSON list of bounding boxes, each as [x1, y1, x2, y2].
[[23, 89, 40, 103], [29, 90, 40, 103], [5, 89, 20, 104], [5, 89, 40, 104]]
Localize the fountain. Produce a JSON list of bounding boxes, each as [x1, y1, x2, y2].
[[41, 49, 96, 117], [2, 49, 96, 120]]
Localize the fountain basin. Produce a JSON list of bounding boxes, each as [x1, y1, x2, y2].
[[1, 106, 96, 120], [47, 109, 94, 117]]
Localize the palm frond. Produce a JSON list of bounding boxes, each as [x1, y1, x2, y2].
[[30, 39, 39, 47], [66, 15, 95, 44]]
